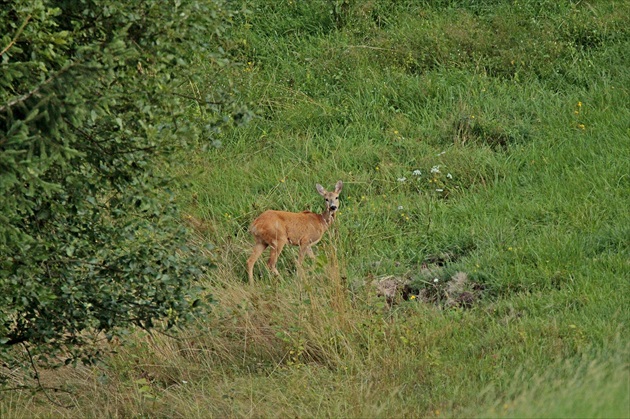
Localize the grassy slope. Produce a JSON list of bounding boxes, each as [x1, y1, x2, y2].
[[4, 1, 629, 417]]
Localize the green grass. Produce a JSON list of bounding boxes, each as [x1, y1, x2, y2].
[[3, 0, 629, 417]]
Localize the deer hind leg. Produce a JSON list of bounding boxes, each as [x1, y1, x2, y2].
[[247, 242, 268, 283], [267, 240, 286, 276]]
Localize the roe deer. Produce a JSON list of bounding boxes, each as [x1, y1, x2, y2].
[[247, 181, 343, 282]]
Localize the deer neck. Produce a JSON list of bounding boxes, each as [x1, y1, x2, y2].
[[320, 208, 336, 228]]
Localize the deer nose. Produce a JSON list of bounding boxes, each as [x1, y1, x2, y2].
[[330, 205, 337, 211]]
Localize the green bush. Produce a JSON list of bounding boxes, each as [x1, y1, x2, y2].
[[0, 0, 245, 382]]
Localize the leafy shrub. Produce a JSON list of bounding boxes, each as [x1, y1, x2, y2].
[[0, 0, 246, 383]]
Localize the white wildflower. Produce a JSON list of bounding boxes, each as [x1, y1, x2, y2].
[[436, 188, 444, 192], [397, 205, 404, 210], [412, 169, 422, 176], [431, 165, 441, 174], [433, 278, 439, 283], [447, 173, 453, 179], [397, 177, 407, 182], [437, 151, 446, 156]]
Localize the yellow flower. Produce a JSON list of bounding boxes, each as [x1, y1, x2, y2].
[[578, 124, 586, 130], [578, 101, 582, 107]]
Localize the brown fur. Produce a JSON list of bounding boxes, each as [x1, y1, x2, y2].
[[247, 181, 343, 282]]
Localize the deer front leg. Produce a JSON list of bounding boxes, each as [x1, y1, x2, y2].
[[297, 245, 318, 279], [306, 246, 316, 260], [297, 244, 314, 278], [298, 245, 315, 264], [298, 244, 316, 265]]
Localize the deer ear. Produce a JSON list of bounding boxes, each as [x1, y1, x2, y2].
[[316, 183, 326, 196], [334, 180, 343, 193]]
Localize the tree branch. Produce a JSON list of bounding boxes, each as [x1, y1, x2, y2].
[[0, 62, 75, 113], [3, 335, 28, 347], [22, 342, 73, 408], [0, 15, 31, 58]]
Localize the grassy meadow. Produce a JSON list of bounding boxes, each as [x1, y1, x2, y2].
[[3, 0, 629, 417]]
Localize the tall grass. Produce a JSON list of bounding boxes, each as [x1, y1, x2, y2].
[[3, 0, 629, 417]]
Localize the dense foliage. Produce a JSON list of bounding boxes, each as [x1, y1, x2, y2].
[[0, 0, 246, 380]]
